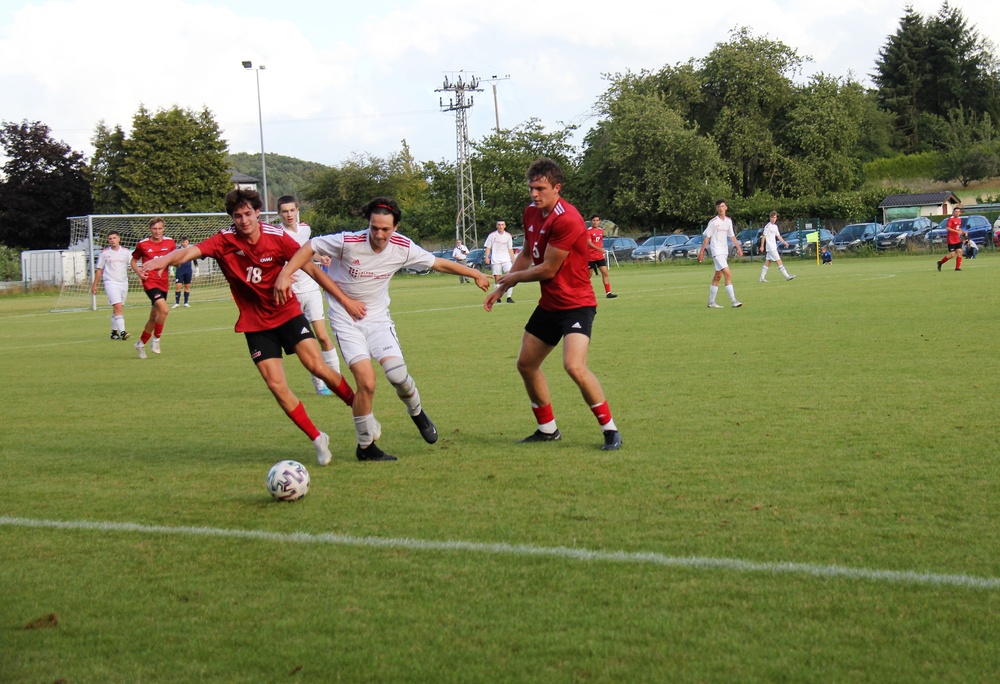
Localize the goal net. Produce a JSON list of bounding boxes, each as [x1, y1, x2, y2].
[[55, 212, 277, 312]]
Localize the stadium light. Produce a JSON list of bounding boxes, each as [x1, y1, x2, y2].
[[242, 60, 268, 211]]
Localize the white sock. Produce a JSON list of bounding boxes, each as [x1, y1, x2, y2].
[[321, 349, 340, 374], [709, 285, 718, 303], [760, 265, 769, 280], [354, 413, 377, 447], [779, 265, 789, 277], [725, 284, 737, 303]]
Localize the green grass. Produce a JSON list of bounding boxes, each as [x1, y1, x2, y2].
[[2, 255, 999, 682]]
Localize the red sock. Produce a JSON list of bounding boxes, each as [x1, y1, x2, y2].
[[153, 323, 164, 338], [956, 255, 962, 269], [332, 376, 355, 407], [140, 331, 152, 344], [590, 401, 613, 427], [287, 401, 320, 441], [532, 403, 555, 425], [604, 282, 611, 294]]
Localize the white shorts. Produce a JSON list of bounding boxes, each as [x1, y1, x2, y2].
[[765, 245, 780, 262], [333, 312, 403, 368], [712, 254, 730, 271], [491, 260, 512, 277], [296, 288, 324, 323], [104, 280, 128, 306]]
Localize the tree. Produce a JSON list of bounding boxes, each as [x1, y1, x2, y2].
[[117, 105, 231, 213], [0, 120, 92, 249], [933, 110, 1000, 186], [90, 121, 128, 213], [873, 6, 927, 151]]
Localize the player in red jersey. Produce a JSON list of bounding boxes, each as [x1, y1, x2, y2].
[[585, 214, 617, 299], [937, 206, 968, 272], [130, 217, 176, 359], [484, 158, 621, 451], [140, 189, 357, 466]]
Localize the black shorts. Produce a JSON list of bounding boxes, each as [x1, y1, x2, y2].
[[175, 272, 192, 285], [588, 258, 607, 270], [525, 305, 596, 347], [245, 314, 315, 364], [144, 288, 167, 303], [947, 242, 962, 252]]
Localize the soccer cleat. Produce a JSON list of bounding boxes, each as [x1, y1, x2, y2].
[[732, 301, 743, 308], [134, 341, 147, 359], [707, 302, 723, 309], [506, 297, 515, 303], [183, 303, 190, 307], [312, 376, 332, 396], [356, 442, 397, 462], [110, 331, 120, 340], [601, 429, 622, 451], [786, 274, 796, 281], [606, 292, 618, 299], [119, 330, 131, 340], [171, 303, 180, 308], [955, 268, 962, 271], [411, 410, 438, 444], [150, 337, 161, 354], [937, 261, 942, 271], [519, 428, 562, 443], [314, 432, 332, 466], [759, 279, 769, 283]]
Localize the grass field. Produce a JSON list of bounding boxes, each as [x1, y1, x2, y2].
[[2, 253, 999, 682]]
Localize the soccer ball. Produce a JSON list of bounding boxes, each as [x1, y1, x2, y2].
[[266, 460, 310, 501]]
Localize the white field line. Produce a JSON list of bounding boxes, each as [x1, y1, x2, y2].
[[2, 516, 998, 591]]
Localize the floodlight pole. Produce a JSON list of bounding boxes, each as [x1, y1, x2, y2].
[[242, 60, 269, 211]]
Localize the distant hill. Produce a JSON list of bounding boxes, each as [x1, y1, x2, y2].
[[227, 152, 330, 206]]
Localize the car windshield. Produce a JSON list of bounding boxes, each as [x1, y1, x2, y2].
[[641, 236, 671, 246], [736, 230, 756, 241], [683, 235, 704, 246], [886, 221, 914, 231], [839, 225, 868, 238]]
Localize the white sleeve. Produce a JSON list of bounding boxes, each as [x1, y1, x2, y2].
[[310, 234, 343, 260]]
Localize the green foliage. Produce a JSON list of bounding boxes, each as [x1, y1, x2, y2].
[[731, 186, 893, 224], [226, 151, 330, 209], [0, 120, 92, 249], [933, 110, 1000, 186], [863, 151, 940, 181], [89, 122, 127, 213], [0, 244, 21, 280], [104, 105, 230, 214]]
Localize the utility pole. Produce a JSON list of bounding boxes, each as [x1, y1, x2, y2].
[[482, 74, 510, 136], [437, 73, 482, 247]]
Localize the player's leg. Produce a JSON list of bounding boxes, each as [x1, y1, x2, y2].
[[183, 281, 191, 305], [760, 259, 770, 282], [562, 331, 620, 450], [775, 256, 794, 280], [150, 297, 169, 353], [338, 323, 394, 461], [371, 319, 436, 443], [516, 314, 560, 441], [291, 335, 353, 407], [173, 281, 182, 307], [503, 262, 515, 301]]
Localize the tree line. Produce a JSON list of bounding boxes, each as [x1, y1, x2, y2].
[[2, 2, 998, 251]]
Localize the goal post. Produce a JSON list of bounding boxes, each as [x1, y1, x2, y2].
[[56, 212, 276, 312]]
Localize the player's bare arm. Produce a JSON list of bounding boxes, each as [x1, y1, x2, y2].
[[731, 235, 744, 257], [298, 260, 367, 321], [274, 242, 317, 304], [431, 258, 490, 291]]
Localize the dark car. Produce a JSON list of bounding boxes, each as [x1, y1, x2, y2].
[[832, 223, 882, 251], [737, 228, 764, 256], [630, 234, 689, 262], [779, 228, 836, 257], [465, 248, 487, 271], [670, 234, 706, 259], [928, 215, 993, 246], [603, 236, 639, 263], [876, 217, 933, 250]]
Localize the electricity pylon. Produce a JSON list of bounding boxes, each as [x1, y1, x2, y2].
[[437, 73, 482, 247]]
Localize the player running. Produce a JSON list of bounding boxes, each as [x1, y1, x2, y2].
[[484, 157, 621, 451], [130, 217, 175, 358], [91, 230, 132, 340], [276, 197, 491, 462], [139, 188, 356, 467]]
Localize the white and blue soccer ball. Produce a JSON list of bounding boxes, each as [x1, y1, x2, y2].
[[266, 460, 310, 501]]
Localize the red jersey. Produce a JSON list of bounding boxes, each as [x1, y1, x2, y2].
[[132, 237, 177, 291], [586, 226, 605, 261], [523, 198, 597, 311], [196, 223, 304, 333], [946, 216, 963, 245]]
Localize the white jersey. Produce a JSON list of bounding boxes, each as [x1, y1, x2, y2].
[[762, 223, 781, 251], [703, 216, 735, 257], [283, 222, 320, 294], [310, 229, 436, 324], [484, 231, 514, 264], [96, 246, 131, 283]]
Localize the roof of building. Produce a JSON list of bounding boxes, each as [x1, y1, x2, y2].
[[229, 170, 259, 184], [878, 191, 959, 208]]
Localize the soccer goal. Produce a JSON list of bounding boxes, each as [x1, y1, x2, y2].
[[55, 212, 276, 312]]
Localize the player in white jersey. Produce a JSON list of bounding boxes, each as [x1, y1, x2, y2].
[[759, 211, 796, 283], [484, 220, 517, 303], [276, 196, 490, 462], [277, 195, 343, 396], [90, 230, 132, 340], [698, 199, 744, 308]]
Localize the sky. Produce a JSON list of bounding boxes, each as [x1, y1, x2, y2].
[[2, 0, 999, 170]]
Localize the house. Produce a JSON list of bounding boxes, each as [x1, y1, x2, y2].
[[878, 191, 961, 223], [229, 170, 260, 193]]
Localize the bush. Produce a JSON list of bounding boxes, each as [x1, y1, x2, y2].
[[0, 244, 21, 281], [863, 152, 940, 181]]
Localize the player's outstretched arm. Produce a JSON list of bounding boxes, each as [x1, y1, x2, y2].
[[274, 243, 316, 306], [141, 246, 203, 277], [431, 258, 491, 291]]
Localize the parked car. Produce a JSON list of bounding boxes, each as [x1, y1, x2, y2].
[[603, 236, 640, 263], [876, 217, 933, 250], [779, 228, 836, 257], [832, 222, 882, 251], [669, 234, 706, 259], [403, 248, 453, 275], [631, 234, 689, 262], [736, 228, 764, 256], [927, 215, 993, 247], [465, 248, 487, 271]]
